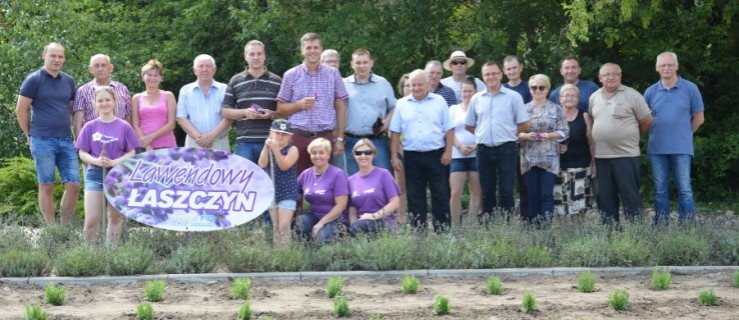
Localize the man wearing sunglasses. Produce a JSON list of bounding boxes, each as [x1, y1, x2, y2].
[[441, 51, 485, 104]]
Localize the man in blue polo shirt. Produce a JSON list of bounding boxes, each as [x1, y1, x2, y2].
[[549, 55, 599, 112], [340, 48, 396, 175], [465, 61, 529, 220], [15, 42, 81, 225], [644, 52, 705, 224]]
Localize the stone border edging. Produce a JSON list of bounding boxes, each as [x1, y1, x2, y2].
[[2, 266, 737, 287]]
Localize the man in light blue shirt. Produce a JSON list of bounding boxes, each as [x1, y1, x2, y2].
[[390, 69, 454, 231], [644, 52, 705, 224], [465, 61, 529, 219], [177, 54, 231, 151], [340, 49, 396, 175]]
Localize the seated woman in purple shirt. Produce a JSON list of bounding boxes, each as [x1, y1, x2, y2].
[[296, 138, 349, 243], [348, 139, 401, 234]]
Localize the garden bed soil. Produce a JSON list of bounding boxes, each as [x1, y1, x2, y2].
[[1, 271, 737, 319]]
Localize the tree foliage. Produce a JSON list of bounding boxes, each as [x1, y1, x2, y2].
[[0, 0, 736, 200]]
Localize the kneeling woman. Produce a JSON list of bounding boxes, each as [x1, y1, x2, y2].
[[296, 138, 349, 243], [348, 139, 401, 234]]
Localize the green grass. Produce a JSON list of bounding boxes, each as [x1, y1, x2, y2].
[[608, 290, 630, 311], [577, 271, 596, 293], [145, 280, 166, 302], [401, 275, 419, 294], [232, 278, 252, 300], [734, 271, 739, 288], [237, 300, 252, 320], [486, 276, 502, 295], [432, 295, 450, 316], [697, 289, 717, 306], [333, 295, 350, 317], [24, 303, 47, 320], [136, 302, 153, 320], [521, 292, 538, 313], [652, 268, 671, 291], [326, 276, 343, 298], [44, 284, 66, 306]]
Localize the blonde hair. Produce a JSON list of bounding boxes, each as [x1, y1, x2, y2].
[[528, 74, 551, 90], [352, 138, 377, 154], [308, 138, 332, 154], [141, 59, 164, 76], [92, 86, 117, 111], [559, 83, 580, 97]]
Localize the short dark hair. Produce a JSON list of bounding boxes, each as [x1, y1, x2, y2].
[[561, 54, 581, 67], [300, 32, 322, 47], [351, 48, 371, 60], [482, 60, 502, 70], [463, 76, 477, 87]]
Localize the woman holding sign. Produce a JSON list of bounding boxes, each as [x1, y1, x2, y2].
[[296, 138, 349, 243]]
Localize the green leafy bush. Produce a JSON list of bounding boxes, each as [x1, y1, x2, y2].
[[432, 295, 450, 316], [486, 276, 502, 295], [0, 226, 32, 253], [237, 300, 252, 320], [652, 268, 671, 291], [54, 244, 105, 277], [44, 284, 66, 306], [0, 250, 48, 277], [145, 280, 166, 302], [608, 290, 630, 311], [401, 275, 419, 294], [521, 292, 538, 313], [326, 276, 343, 298], [577, 271, 596, 293], [232, 278, 252, 300], [24, 303, 47, 320], [136, 302, 154, 320], [107, 242, 155, 275], [333, 295, 350, 317], [697, 289, 717, 306], [163, 242, 216, 274]]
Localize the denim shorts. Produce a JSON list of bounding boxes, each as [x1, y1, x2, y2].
[[84, 165, 104, 192], [276, 199, 297, 211], [450, 157, 478, 173], [30, 136, 80, 184]]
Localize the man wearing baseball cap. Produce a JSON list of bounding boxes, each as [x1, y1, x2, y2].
[[441, 50, 485, 104]]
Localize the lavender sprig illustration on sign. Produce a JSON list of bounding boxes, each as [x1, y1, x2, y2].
[[103, 147, 274, 231]]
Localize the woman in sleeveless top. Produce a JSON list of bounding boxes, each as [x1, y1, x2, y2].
[[131, 59, 176, 151]]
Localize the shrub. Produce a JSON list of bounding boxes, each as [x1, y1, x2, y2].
[[232, 278, 252, 300], [432, 295, 450, 316], [608, 290, 629, 311], [163, 242, 216, 274], [333, 295, 350, 317], [107, 242, 155, 275], [697, 289, 717, 306], [44, 284, 66, 306], [486, 276, 502, 295], [0, 226, 32, 253], [38, 224, 82, 257], [401, 275, 419, 294], [136, 302, 154, 320], [145, 280, 166, 302], [652, 268, 671, 291], [237, 300, 252, 320], [577, 271, 596, 293], [326, 276, 343, 298], [652, 228, 710, 265], [521, 292, 538, 313], [24, 303, 47, 320], [0, 250, 48, 277], [54, 244, 105, 277], [558, 236, 610, 267]]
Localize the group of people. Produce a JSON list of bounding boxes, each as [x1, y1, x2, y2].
[[15, 34, 704, 244]]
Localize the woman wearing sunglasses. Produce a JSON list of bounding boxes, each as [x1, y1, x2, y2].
[[517, 74, 569, 227], [347, 138, 401, 234]]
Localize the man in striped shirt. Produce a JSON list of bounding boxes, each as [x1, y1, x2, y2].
[[73, 54, 132, 138]]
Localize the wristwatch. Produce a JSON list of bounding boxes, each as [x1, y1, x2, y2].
[[335, 137, 345, 143]]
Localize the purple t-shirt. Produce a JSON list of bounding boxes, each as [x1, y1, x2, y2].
[[75, 118, 141, 168], [348, 167, 401, 228], [298, 165, 349, 222]]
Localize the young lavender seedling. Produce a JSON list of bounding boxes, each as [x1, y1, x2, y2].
[[401, 275, 420, 294], [326, 276, 343, 298]]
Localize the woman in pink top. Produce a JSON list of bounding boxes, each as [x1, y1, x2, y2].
[[132, 59, 177, 150]]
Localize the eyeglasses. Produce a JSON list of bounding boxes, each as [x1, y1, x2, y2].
[[530, 85, 547, 91], [451, 60, 467, 66], [600, 72, 621, 78], [354, 150, 373, 156]]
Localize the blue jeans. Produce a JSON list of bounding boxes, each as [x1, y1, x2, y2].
[[404, 149, 450, 231], [649, 154, 695, 223], [477, 142, 517, 216], [295, 213, 346, 244], [349, 219, 386, 235], [30, 136, 80, 184], [523, 167, 556, 224], [337, 135, 391, 176]]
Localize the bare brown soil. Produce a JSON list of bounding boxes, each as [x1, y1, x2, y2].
[[1, 271, 737, 319]]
